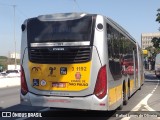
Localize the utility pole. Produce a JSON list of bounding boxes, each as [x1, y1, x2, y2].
[[73, 0, 76, 12], [13, 5, 17, 69]]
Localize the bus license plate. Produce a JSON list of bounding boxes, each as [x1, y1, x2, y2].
[[52, 82, 66, 88]]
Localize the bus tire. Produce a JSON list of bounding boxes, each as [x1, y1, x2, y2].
[[118, 102, 123, 110], [128, 81, 130, 99], [118, 86, 125, 110], [118, 93, 123, 110], [123, 84, 128, 105]]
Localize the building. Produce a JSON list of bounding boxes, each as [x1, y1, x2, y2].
[[141, 32, 160, 49], [7, 64, 20, 70], [10, 52, 20, 59]]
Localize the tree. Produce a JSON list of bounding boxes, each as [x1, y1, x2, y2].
[[145, 46, 158, 59], [151, 37, 160, 48], [156, 9, 160, 22], [151, 37, 160, 54], [156, 8, 160, 30], [150, 9, 160, 54]]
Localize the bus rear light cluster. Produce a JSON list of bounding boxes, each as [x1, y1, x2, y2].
[[94, 65, 107, 99], [21, 65, 28, 95]]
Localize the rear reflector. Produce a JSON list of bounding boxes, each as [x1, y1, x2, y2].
[[21, 65, 28, 95], [99, 103, 106, 106], [94, 65, 107, 99]]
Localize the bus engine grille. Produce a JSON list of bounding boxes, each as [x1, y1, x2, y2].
[[28, 46, 92, 64]]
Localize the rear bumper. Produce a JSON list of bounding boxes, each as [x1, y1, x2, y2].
[[21, 92, 108, 111]]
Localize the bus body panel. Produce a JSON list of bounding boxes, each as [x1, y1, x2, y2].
[[21, 13, 143, 111], [21, 47, 101, 97], [23, 93, 108, 110], [93, 15, 107, 66], [94, 16, 123, 110], [21, 14, 108, 110], [136, 42, 144, 88], [20, 20, 28, 63]]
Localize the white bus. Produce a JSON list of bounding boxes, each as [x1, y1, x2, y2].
[[20, 13, 144, 110]]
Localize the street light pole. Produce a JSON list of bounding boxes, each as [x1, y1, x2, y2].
[[13, 5, 17, 69]]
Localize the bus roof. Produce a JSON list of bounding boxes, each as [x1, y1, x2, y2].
[[37, 13, 94, 21], [106, 17, 136, 43]]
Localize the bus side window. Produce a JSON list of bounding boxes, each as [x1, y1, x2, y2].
[[107, 24, 122, 80]]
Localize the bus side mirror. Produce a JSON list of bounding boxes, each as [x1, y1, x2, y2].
[[21, 24, 26, 31]]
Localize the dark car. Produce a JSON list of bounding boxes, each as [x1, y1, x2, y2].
[[1, 70, 20, 77]]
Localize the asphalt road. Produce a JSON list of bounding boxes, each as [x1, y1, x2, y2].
[[0, 71, 160, 120], [0, 86, 20, 109]]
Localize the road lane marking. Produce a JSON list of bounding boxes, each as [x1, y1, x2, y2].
[[131, 93, 153, 111], [121, 81, 160, 120], [133, 80, 159, 110], [131, 80, 159, 112]]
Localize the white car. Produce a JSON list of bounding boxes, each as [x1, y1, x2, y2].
[[5, 70, 20, 77]]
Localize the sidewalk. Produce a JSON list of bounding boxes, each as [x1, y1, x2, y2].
[[0, 77, 20, 88], [144, 69, 160, 82], [144, 69, 155, 74]]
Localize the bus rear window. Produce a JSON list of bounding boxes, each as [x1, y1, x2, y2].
[[27, 16, 93, 44]]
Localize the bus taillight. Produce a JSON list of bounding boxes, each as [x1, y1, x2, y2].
[[94, 65, 107, 99], [21, 65, 28, 95]]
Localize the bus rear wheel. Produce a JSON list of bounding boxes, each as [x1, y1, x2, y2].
[[118, 84, 127, 110], [123, 85, 128, 105], [118, 91, 123, 110]]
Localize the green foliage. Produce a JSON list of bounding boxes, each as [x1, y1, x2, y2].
[[145, 46, 153, 51], [0, 57, 8, 70], [156, 15, 160, 23], [151, 8, 160, 55], [151, 37, 160, 55], [154, 47, 160, 54], [151, 37, 160, 48], [145, 46, 157, 58], [0, 56, 8, 59], [156, 8, 160, 30], [0, 56, 20, 70], [156, 9, 160, 21]]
